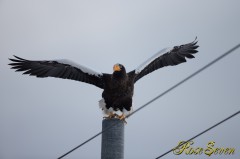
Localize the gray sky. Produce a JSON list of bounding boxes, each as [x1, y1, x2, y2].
[[1, 0, 240, 159]]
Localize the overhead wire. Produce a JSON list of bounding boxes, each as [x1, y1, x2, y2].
[[155, 110, 240, 159], [57, 43, 240, 159], [58, 122, 119, 159]]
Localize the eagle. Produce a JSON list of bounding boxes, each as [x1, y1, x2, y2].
[[9, 39, 198, 122]]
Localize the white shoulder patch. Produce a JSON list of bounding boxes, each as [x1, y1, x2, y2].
[[135, 47, 173, 74], [56, 59, 102, 76]]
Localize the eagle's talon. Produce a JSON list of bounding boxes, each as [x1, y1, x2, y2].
[[104, 112, 117, 119], [118, 114, 127, 124]]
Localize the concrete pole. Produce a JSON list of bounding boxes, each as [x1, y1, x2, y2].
[[101, 118, 124, 159]]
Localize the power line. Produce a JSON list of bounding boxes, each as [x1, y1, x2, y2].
[[58, 121, 120, 159], [155, 110, 240, 159], [57, 43, 240, 159]]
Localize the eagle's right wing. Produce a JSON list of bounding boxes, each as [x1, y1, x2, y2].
[[9, 56, 105, 89]]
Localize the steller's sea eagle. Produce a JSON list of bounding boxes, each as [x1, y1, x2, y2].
[[9, 39, 199, 122]]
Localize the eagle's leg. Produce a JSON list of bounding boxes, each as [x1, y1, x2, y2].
[[117, 114, 127, 124], [104, 112, 116, 119]]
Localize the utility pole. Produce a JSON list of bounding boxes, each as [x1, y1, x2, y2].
[[101, 118, 125, 159]]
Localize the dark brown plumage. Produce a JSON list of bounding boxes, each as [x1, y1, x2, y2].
[[9, 38, 199, 120]]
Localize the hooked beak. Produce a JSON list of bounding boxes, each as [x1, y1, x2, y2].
[[113, 64, 121, 72]]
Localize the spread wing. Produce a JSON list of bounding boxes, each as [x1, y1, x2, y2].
[[9, 56, 105, 89], [128, 38, 199, 83]]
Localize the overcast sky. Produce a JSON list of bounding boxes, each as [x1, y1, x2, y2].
[[1, 0, 240, 159]]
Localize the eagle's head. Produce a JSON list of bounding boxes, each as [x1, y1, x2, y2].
[[113, 63, 126, 78]]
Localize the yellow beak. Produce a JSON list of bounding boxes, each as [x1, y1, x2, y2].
[[113, 64, 121, 71]]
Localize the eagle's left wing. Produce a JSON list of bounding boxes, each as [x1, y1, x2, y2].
[[128, 38, 199, 83], [9, 56, 105, 89]]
